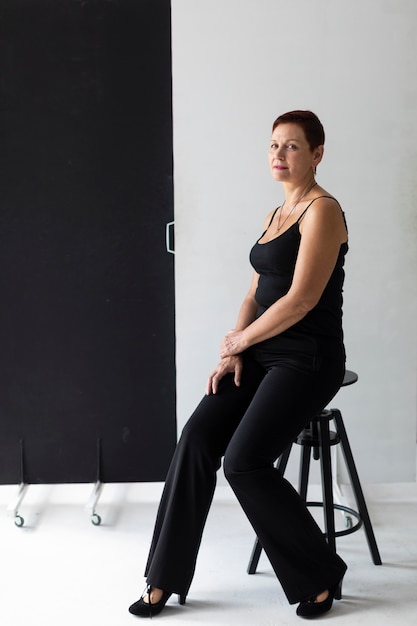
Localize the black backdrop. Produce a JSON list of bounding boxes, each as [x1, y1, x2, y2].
[[0, 0, 177, 483]]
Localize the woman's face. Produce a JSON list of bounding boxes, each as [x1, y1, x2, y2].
[[268, 122, 323, 184]]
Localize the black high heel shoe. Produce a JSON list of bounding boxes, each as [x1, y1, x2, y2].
[[296, 579, 343, 619], [128, 586, 186, 618]]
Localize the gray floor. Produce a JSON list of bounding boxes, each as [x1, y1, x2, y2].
[[1, 479, 417, 626]]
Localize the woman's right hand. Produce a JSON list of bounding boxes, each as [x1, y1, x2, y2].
[[205, 355, 243, 395]]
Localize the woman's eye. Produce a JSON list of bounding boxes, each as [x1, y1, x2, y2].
[[287, 144, 297, 150], [270, 143, 278, 150]]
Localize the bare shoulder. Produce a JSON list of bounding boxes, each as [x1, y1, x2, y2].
[[309, 190, 341, 211], [300, 192, 347, 242], [302, 191, 343, 221]]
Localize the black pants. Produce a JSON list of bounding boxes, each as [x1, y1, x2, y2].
[[144, 348, 347, 604]]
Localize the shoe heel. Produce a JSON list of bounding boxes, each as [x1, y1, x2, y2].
[[334, 578, 343, 601], [178, 594, 186, 605]]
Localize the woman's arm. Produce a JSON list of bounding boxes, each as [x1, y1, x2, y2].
[[221, 198, 348, 357], [205, 271, 259, 395], [233, 270, 260, 330], [231, 208, 274, 332]]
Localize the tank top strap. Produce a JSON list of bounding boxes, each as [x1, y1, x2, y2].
[[267, 206, 280, 228], [260, 205, 280, 236], [296, 195, 340, 223]]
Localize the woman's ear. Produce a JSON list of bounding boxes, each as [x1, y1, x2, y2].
[[313, 145, 324, 168]]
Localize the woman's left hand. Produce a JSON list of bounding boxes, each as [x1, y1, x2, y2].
[[220, 330, 247, 358]]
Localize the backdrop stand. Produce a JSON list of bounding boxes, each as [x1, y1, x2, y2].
[[7, 439, 29, 527], [85, 437, 103, 526]]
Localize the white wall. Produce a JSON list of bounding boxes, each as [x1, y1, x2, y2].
[[171, 0, 417, 484]]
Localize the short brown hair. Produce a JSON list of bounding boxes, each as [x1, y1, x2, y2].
[[272, 110, 325, 151]]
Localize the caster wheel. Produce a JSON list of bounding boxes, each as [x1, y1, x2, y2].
[[91, 513, 102, 526], [14, 515, 24, 527]]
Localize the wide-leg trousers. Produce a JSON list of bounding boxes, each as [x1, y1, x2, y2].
[[144, 348, 348, 604]]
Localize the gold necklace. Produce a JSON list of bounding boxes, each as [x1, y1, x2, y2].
[[276, 181, 317, 232]]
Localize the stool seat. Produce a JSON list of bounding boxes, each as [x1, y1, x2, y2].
[[340, 370, 358, 386], [247, 370, 382, 579]]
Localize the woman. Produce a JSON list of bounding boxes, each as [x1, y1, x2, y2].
[[129, 110, 348, 619]]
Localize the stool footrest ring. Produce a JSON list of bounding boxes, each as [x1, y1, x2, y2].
[[305, 501, 363, 537]]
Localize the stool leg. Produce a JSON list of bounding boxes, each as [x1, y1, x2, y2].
[[247, 444, 293, 574], [331, 409, 382, 565], [247, 537, 263, 575], [318, 418, 337, 554], [298, 444, 312, 501], [276, 443, 293, 476], [311, 420, 320, 461]]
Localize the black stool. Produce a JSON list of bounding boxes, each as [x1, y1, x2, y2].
[[247, 370, 382, 577]]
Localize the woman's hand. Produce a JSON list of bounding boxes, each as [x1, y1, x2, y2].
[[220, 329, 247, 358], [206, 355, 243, 395]]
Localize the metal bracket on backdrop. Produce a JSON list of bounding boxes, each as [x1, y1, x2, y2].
[[166, 221, 175, 254]]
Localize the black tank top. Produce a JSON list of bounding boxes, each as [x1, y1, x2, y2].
[[249, 196, 348, 359]]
